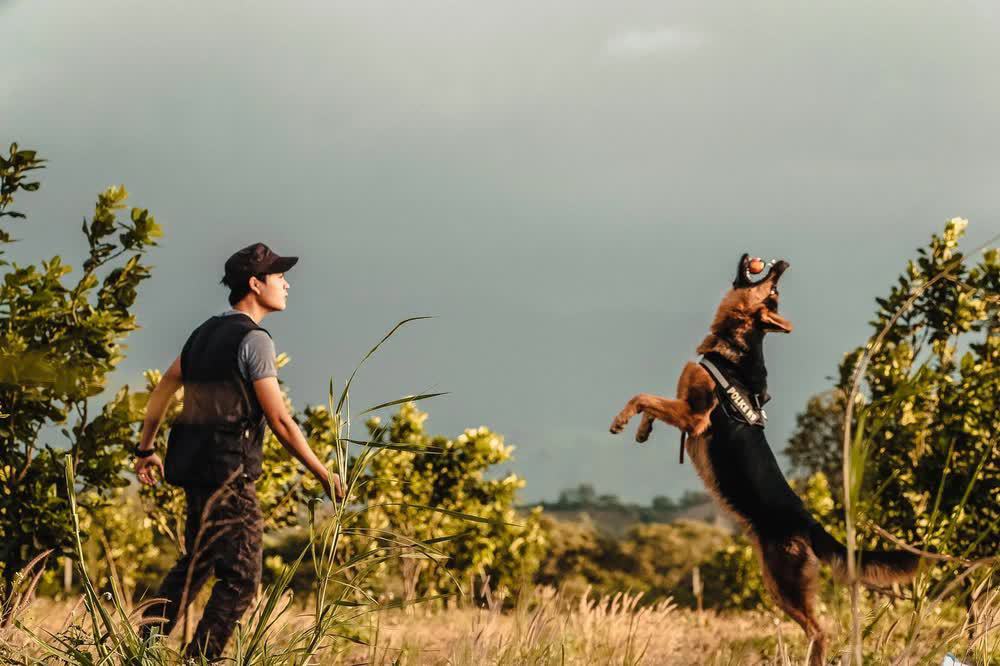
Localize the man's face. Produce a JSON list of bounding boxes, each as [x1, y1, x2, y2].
[[251, 272, 289, 311]]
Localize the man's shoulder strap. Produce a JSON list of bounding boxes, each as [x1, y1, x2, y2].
[[219, 312, 271, 336]]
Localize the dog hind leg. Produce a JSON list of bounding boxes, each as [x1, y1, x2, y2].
[[758, 536, 827, 666]]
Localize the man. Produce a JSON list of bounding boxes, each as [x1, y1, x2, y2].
[[133, 242, 344, 660]]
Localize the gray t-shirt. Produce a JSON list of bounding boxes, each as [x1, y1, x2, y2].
[[218, 309, 278, 383]]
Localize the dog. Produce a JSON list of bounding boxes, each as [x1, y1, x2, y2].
[[610, 254, 920, 665]]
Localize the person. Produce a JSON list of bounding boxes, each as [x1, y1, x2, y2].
[[133, 242, 344, 660]]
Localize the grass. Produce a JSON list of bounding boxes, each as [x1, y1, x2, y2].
[[5, 583, 998, 664], [0, 317, 473, 665]]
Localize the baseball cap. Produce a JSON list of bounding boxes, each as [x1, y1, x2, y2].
[[223, 242, 299, 285]]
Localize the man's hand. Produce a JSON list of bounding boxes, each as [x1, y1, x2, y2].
[[135, 453, 165, 486], [322, 472, 346, 501]]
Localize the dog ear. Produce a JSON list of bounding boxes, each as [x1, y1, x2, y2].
[[733, 254, 753, 288]]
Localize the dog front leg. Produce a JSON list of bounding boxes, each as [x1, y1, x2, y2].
[[635, 414, 655, 443], [611, 393, 693, 434]]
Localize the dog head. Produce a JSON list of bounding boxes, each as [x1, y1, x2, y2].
[[729, 253, 792, 335], [697, 253, 792, 361]]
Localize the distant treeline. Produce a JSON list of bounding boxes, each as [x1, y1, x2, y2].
[[530, 483, 710, 516]]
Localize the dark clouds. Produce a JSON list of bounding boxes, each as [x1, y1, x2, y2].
[[2, 0, 998, 501]]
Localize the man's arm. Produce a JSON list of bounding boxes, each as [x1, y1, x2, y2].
[[135, 355, 182, 485], [254, 376, 345, 500], [137, 355, 183, 452]]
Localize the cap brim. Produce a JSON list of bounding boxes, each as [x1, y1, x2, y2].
[[268, 256, 298, 273]]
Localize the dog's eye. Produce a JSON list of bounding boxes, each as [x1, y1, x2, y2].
[[770, 287, 778, 296]]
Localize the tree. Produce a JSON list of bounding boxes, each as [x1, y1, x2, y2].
[[789, 219, 998, 558], [534, 514, 608, 596], [650, 495, 677, 512], [555, 483, 597, 509], [0, 143, 161, 595], [354, 401, 546, 603], [851, 219, 998, 559], [596, 493, 622, 509], [784, 388, 847, 491], [535, 515, 744, 608], [697, 536, 767, 610], [676, 490, 710, 509]]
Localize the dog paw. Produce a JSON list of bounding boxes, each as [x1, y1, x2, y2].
[[635, 423, 652, 443], [609, 416, 627, 434]]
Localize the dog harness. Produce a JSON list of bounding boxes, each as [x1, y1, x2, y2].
[[699, 357, 768, 428], [679, 356, 769, 464]]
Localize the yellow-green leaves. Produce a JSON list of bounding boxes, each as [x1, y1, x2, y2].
[[795, 218, 998, 565], [353, 401, 547, 601], [1, 146, 161, 583], [0, 142, 46, 223]]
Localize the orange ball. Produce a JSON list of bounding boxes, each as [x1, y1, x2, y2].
[[749, 258, 765, 274]]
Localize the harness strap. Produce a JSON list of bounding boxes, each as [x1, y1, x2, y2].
[[699, 357, 768, 427]]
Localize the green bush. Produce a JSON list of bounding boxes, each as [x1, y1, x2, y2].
[[536, 515, 764, 609], [353, 402, 547, 603], [1, 143, 161, 600], [698, 536, 766, 610]]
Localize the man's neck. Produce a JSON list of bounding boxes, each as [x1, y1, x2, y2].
[[231, 302, 269, 325]]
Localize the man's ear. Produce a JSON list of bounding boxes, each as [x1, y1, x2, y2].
[[249, 275, 264, 296]]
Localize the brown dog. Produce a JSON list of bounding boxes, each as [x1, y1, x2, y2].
[[611, 254, 919, 665]]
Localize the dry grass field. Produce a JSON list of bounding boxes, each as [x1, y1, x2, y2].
[[9, 584, 996, 665]]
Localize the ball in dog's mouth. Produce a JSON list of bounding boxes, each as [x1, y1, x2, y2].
[[745, 258, 777, 282]]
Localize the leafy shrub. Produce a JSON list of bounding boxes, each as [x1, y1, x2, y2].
[[353, 402, 547, 603], [1, 144, 161, 600], [536, 514, 759, 609]]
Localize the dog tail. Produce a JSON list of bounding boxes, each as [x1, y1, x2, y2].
[[809, 523, 920, 586]]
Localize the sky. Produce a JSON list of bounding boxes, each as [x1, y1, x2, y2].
[[2, 0, 998, 503]]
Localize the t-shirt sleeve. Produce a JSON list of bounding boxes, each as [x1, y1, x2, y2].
[[238, 330, 278, 382]]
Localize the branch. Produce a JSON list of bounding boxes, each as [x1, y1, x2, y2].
[[863, 521, 993, 567]]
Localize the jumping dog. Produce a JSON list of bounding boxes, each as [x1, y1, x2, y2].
[[610, 254, 920, 665]]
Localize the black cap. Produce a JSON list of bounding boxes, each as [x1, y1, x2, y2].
[[224, 242, 298, 285]]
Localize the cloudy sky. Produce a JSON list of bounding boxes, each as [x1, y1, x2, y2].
[[3, 0, 998, 502]]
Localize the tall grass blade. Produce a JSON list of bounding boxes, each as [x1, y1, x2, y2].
[[335, 316, 432, 414], [359, 392, 448, 415], [344, 438, 445, 454]]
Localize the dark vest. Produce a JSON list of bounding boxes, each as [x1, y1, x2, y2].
[[164, 313, 270, 488]]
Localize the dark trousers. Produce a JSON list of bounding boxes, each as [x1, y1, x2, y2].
[[141, 479, 262, 660]]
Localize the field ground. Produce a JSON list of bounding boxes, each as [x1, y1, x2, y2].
[[12, 587, 994, 665]]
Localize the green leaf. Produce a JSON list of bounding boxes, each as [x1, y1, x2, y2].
[[360, 392, 448, 415], [344, 438, 445, 454], [335, 316, 432, 414], [387, 502, 521, 527]]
